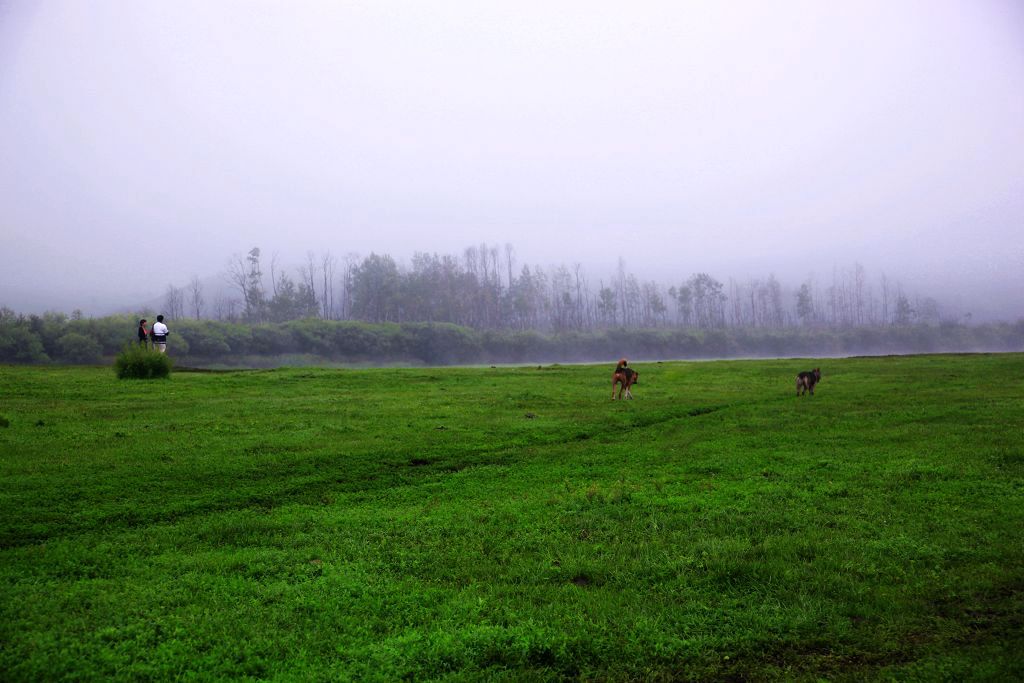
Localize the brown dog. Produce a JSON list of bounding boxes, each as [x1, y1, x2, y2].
[[796, 368, 821, 396], [612, 359, 639, 400]]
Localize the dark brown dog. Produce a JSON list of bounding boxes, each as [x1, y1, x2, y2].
[[612, 359, 639, 400], [796, 368, 821, 396]]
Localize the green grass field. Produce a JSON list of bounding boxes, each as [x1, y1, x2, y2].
[[1, 355, 1022, 680]]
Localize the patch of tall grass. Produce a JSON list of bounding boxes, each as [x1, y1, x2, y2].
[[113, 344, 172, 379]]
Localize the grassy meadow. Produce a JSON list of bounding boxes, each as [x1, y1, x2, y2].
[[0, 354, 1022, 680]]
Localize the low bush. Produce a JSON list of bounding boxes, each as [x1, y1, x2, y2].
[[0, 325, 49, 363], [55, 332, 103, 364], [2, 310, 1023, 366], [114, 344, 173, 379]]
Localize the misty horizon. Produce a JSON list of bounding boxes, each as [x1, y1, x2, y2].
[[0, 243, 1016, 327], [2, 1, 1022, 321]]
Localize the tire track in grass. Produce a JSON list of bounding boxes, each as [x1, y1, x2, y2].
[[2, 401, 770, 548]]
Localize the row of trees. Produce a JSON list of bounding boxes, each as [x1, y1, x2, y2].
[[2, 308, 1022, 366], [164, 246, 948, 333]]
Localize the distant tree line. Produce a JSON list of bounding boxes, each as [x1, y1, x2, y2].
[[1, 308, 1022, 367], [3, 243, 1020, 366], [165, 245, 959, 333]]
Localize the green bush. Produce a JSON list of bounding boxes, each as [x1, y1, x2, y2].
[[0, 326, 49, 362], [401, 322, 481, 364], [55, 332, 103, 364], [114, 345, 172, 379], [327, 322, 390, 357], [175, 320, 231, 356], [250, 324, 293, 355], [76, 314, 141, 355]]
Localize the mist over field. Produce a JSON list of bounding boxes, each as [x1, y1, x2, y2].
[[1, 1, 1023, 323], [2, 5, 1024, 677]]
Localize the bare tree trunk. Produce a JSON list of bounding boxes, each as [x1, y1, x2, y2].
[[504, 243, 516, 291], [269, 252, 280, 298], [880, 273, 890, 325], [224, 254, 251, 317], [165, 284, 185, 320], [301, 251, 319, 315], [188, 276, 204, 319], [321, 251, 336, 319]]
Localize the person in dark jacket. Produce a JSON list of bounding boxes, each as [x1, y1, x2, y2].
[[137, 319, 149, 348]]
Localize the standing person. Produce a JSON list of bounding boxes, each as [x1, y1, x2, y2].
[[151, 315, 169, 353], [137, 319, 149, 348]]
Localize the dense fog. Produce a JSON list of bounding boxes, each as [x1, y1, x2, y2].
[[2, 2, 1022, 321]]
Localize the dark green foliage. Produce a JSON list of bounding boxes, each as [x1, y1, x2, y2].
[[54, 332, 102, 364], [26, 312, 70, 355], [113, 344, 172, 379], [250, 323, 292, 355], [327, 320, 390, 357], [174, 319, 232, 356], [0, 325, 49, 362], [0, 308, 48, 362], [350, 252, 402, 322], [402, 322, 481, 364], [69, 314, 140, 356], [1, 308, 1023, 366], [266, 274, 318, 322], [283, 318, 339, 355]]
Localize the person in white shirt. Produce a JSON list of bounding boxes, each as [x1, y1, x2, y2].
[[151, 315, 169, 353]]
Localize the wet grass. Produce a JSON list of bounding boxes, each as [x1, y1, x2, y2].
[[0, 354, 1022, 680]]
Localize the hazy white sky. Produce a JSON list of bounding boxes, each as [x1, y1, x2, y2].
[[2, 1, 1023, 316]]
